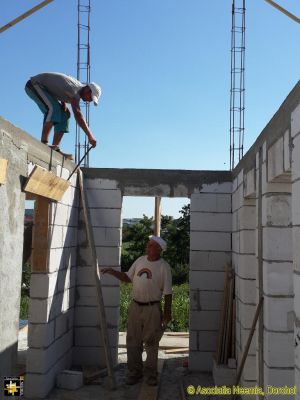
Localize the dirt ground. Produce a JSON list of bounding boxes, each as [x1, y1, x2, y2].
[[18, 328, 222, 400]]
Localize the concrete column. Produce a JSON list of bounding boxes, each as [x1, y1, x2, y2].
[[25, 168, 79, 398], [73, 176, 122, 367], [291, 103, 300, 393], [0, 131, 27, 377], [232, 168, 257, 392], [189, 181, 232, 371], [260, 139, 294, 397]]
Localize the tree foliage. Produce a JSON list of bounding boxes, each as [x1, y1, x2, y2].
[[121, 204, 190, 284]]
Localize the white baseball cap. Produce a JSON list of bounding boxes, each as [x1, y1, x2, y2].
[[88, 82, 101, 105], [149, 235, 167, 251]]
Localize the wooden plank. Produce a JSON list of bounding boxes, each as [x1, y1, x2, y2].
[[154, 197, 161, 236], [31, 196, 50, 272], [24, 165, 70, 201], [164, 332, 189, 337], [0, 158, 8, 184], [232, 297, 264, 400], [216, 264, 230, 364], [164, 348, 189, 354], [137, 359, 164, 400], [78, 169, 116, 390]]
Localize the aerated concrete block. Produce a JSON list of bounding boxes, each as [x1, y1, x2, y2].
[[263, 364, 295, 388], [284, 129, 291, 172], [30, 272, 58, 299], [264, 331, 294, 368], [74, 305, 119, 327], [189, 251, 231, 271], [238, 278, 256, 304], [54, 309, 74, 340], [190, 231, 231, 252], [72, 346, 118, 366], [84, 178, 118, 190], [56, 370, 83, 390], [92, 227, 122, 247], [75, 285, 120, 307], [292, 181, 300, 224], [263, 227, 292, 261], [291, 103, 300, 138], [189, 271, 224, 291], [263, 261, 293, 296], [263, 296, 294, 332], [190, 193, 231, 213], [262, 194, 291, 227], [198, 181, 232, 194], [28, 321, 55, 348], [189, 351, 213, 371], [86, 189, 122, 208], [88, 208, 122, 227], [190, 212, 231, 232], [268, 137, 284, 182], [236, 254, 256, 279], [194, 290, 223, 311], [190, 310, 220, 331], [244, 168, 256, 198], [74, 327, 118, 347], [239, 230, 255, 254]]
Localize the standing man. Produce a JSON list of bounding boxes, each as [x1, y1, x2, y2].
[[25, 72, 101, 159], [101, 236, 172, 386]]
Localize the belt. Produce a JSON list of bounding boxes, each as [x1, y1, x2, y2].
[[133, 299, 160, 306]]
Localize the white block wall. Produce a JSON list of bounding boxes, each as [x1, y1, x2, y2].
[[73, 177, 122, 367], [189, 182, 232, 371], [262, 140, 294, 397], [291, 103, 300, 394], [25, 168, 79, 399], [232, 169, 257, 389]]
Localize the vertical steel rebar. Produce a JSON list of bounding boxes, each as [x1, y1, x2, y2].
[[229, 0, 246, 170], [75, 0, 91, 166]]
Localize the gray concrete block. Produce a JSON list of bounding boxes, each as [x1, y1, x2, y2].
[[268, 137, 284, 182], [198, 181, 232, 194], [263, 296, 294, 332], [263, 363, 295, 388], [88, 208, 122, 227], [27, 330, 73, 374], [76, 265, 120, 286], [189, 271, 225, 291], [263, 261, 293, 296], [56, 370, 83, 390], [237, 205, 256, 230], [86, 188, 122, 208], [75, 285, 120, 307], [84, 177, 118, 190], [189, 351, 213, 371], [262, 194, 291, 227], [291, 103, 300, 138], [190, 212, 231, 232], [263, 227, 292, 261], [284, 129, 291, 172], [74, 327, 118, 347], [74, 305, 119, 327], [238, 278, 256, 304], [189, 251, 231, 271], [236, 254, 256, 279], [30, 272, 58, 299], [239, 230, 255, 254], [190, 290, 223, 311], [190, 231, 231, 252], [190, 310, 220, 331], [72, 346, 118, 367], [28, 298, 52, 323], [244, 168, 256, 198], [92, 227, 122, 247], [49, 225, 64, 249], [264, 331, 294, 368], [54, 309, 74, 340], [28, 321, 55, 348], [79, 246, 121, 266], [191, 193, 231, 213]]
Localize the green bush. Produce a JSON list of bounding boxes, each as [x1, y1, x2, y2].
[[119, 282, 189, 332], [20, 295, 29, 320]]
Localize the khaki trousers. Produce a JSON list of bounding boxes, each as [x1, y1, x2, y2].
[[126, 300, 163, 378]]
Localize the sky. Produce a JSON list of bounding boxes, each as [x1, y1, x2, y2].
[[1, 0, 300, 217]]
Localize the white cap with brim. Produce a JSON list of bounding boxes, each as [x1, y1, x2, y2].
[[149, 235, 167, 251], [88, 82, 101, 106]]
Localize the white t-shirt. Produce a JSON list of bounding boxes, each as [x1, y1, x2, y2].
[[126, 256, 172, 303]]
